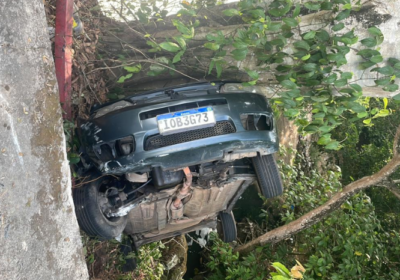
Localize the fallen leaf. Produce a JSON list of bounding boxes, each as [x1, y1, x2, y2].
[[291, 260, 306, 279]]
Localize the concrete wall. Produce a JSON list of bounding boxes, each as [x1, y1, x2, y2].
[[0, 1, 88, 279]]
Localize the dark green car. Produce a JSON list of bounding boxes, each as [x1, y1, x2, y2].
[[74, 82, 283, 248]]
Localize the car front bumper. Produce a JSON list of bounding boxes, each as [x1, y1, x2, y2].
[[79, 92, 279, 174]]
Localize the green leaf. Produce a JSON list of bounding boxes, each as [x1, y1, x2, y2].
[[350, 102, 366, 113], [377, 66, 394, 75], [215, 62, 223, 78], [341, 72, 353, 79], [172, 50, 185, 63], [343, 3, 352, 9], [359, 62, 375, 70], [318, 134, 332, 145], [325, 140, 340, 150], [389, 57, 400, 65], [294, 41, 310, 51], [316, 30, 330, 42], [363, 118, 372, 125], [334, 79, 347, 87], [350, 84, 362, 92], [173, 36, 187, 49], [233, 41, 248, 49], [172, 19, 193, 37], [160, 42, 181, 52], [323, 73, 337, 84], [303, 63, 317, 71], [370, 55, 383, 63], [117, 73, 133, 83], [383, 97, 388, 109], [357, 112, 368, 118], [124, 64, 142, 73], [339, 88, 355, 94], [268, 3, 291, 17], [321, 2, 333, 10], [301, 54, 311, 60], [286, 89, 301, 98], [393, 93, 400, 100], [303, 31, 316, 40], [332, 22, 345, 31], [374, 78, 390, 86], [305, 2, 321, 10], [68, 153, 81, 164], [311, 95, 330, 102], [293, 4, 301, 17], [335, 9, 351, 21], [272, 276, 291, 280], [283, 18, 298, 27], [284, 108, 300, 118], [268, 23, 283, 31], [357, 49, 380, 58], [372, 109, 390, 118], [304, 125, 319, 132], [384, 84, 399, 92], [223, 8, 240, 16], [368, 26, 383, 36], [360, 38, 377, 48], [208, 60, 215, 75], [204, 42, 220, 51], [281, 80, 297, 89], [271, 262, 290, 277], [246, 69, 259, 80], [319, 126, 333, 133], [231, 48, 248, 60]]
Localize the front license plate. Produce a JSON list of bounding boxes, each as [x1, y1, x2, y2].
[[157, 107, 216, 135]]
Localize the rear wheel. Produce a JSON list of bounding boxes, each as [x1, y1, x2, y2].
[[252, 154, 283, 198], [218, 211, 237, 243], [73, 175, 127, 240]]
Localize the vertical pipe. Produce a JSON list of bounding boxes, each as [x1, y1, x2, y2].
[[54, 0, 73, 120]]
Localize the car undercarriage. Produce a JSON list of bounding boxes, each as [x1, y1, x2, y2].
[[72, 82, 283, 248]]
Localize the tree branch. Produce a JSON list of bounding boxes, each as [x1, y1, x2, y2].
[[86, 59, 201, 82], [235, 125, 400, 256]]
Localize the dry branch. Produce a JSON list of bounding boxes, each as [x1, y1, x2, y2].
[[235, 125, 400, 256]]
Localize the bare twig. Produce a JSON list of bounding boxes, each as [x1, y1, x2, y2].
[[87, 59, 201, 82]]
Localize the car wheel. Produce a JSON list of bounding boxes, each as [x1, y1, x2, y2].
[[218, 211, 237, 243], [252, 154, 283, 198], [73, 175, 127, 240]]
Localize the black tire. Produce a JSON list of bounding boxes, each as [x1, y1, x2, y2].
[[252, 154, 283, 198], [218, 211, 237, 243], [73, 175, 127, 240]]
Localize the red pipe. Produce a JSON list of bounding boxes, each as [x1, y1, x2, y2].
[[54, 0, 73, 120]]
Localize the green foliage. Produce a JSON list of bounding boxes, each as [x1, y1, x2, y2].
[[206, 232, 270, 280], [63, 119, 80, 166], [82, 234, 165, 280], [107, 0, 400, 150], [205, 151, 400, 279], [133, 241, 165, 279]]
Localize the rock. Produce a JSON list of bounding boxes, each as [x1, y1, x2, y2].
[[161, 235, 188, 280]]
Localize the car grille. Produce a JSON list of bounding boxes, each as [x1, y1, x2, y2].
[[144, 121, 236, 151]]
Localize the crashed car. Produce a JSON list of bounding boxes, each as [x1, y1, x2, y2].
[[73, 81, 283, 248]]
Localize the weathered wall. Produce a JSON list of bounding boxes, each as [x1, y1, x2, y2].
[[0, 1, 88, 279]]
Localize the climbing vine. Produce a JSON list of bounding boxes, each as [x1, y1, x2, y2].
[[103, 0, 400, 149]]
